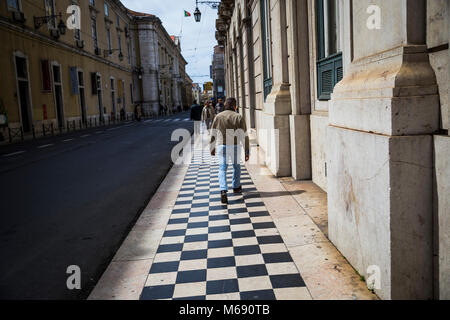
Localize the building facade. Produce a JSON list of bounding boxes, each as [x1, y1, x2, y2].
[[192, 83, 202, 104], [212, 45, 225, 99], [0, 0, 189, 143], [216, 0, 449, 300], [0, 0, 135, 142], [183, 74, 193, 109]]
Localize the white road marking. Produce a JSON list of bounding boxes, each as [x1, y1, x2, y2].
[[38, 144, 53, 149], [3, 151, 25, 157], [80, 134, 90, 138], [62, 138, 74, 142], [95, 131, 103, 134]]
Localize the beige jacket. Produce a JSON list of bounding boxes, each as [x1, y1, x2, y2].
[[201, 106, 216, 121], [210, 110, 250, 155]]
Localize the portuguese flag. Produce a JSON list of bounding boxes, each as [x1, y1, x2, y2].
[[184, 10, 191, 17]]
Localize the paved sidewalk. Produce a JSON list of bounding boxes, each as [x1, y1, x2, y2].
[[89, 130, 377, 300]]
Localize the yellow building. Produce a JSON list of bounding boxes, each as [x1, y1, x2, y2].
[[0, 0, 137, 142]]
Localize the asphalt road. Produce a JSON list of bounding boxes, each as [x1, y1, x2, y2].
[[0, 112, 193, 299]]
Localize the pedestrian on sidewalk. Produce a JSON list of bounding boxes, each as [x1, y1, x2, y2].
[[215, 98, 225, 114], [190, 100, 203, 136], [134, 103, 142, 122], [210, 97, 250, 204], [202, 101, 216, 130]]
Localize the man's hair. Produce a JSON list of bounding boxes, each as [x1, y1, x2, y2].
[[224, 97, 237, 110]]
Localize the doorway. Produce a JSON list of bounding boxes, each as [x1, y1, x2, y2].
[[14, 55, 33, 132], [96, 74, 103, 122], [78, 70, 87, 124], [110, 77, 116, 116], [52, 64, 64, 128]]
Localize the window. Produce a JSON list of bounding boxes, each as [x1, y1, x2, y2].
[[75, 28, 81, 41], [261, 0, 272, 101], [104, 3, 109, 17], [7, 0, 20, 11], [91, 17, 98, 49], [40, 60, 52, 92], [89, 0, 95, 6], [316, 0, 342, 100], [116, 14, 120, 27], [117, 32, 122, 54], [44, 0, 56, 29], [127, 40, 131, 64], [106, 27, 112, 52]]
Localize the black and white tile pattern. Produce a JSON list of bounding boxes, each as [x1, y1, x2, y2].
[[140, 146, 307, 300]]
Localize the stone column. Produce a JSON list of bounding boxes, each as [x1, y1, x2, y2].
[[263, 0, 291, 177], [286, 0, 311, 180], [327, 0, 438, 299], [138, 22, 160, 114]]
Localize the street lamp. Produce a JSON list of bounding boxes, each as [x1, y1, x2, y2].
[[34, 12, 67, 35], [194, 7, 201, 23], [194, 0, 220, 23]]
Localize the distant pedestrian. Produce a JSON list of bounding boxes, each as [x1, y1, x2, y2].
[[135, 103, 142, 121], [190, 100, 203, 135], [215, 98, 225, 114], [120, 108, 125, 121], [190, 100, 203, 121], [210, 97, 250, 204], [202, 101, 216, 130]]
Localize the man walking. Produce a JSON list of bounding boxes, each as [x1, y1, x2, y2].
[[210, 98, 249, 204], [215, 98, 225, 114], [134, 103, 143, 121], [190, 100, 203, 136], [202, 101, 216, 130]]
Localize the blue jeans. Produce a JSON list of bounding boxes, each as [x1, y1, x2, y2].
[[218, 145, 241, 192]]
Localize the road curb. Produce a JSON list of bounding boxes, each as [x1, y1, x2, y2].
[[87, 128, 197, 300]]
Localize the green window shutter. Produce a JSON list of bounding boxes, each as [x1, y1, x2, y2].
[[317, 52, 342, 100], [316, 0, 343, 101]]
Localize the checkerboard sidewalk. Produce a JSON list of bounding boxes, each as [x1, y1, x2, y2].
[[139, 144, 310, 300]]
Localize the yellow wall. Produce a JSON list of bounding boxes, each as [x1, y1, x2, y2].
[[0, 0, 134, 130]]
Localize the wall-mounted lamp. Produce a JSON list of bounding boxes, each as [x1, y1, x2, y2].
[[34, 12, 67, 35]]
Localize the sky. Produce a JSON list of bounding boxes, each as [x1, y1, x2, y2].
[[122, 0, 218, 85]]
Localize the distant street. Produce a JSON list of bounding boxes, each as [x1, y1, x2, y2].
[[0, 112, 193, 299]]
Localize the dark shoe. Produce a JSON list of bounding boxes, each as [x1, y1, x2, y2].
[[233, 186, 242, 193], [221, 191, 228, 204]]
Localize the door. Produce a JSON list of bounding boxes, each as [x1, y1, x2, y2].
[[96, 74, 103, 121], [122, 80, 126, 113], [78, 71, 87, 124], [52, 64, 64, 128], [15, 56, 32, 132], [110, 78, 116, 116]]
